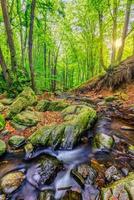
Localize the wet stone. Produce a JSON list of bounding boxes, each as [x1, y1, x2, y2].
[[72, 164, 97, 186], [0, 194, 6, 200], [83, 185, 100, 200], [105, 165, 122, 182], [8, 135, 26, 148], [101, 172, 134, 200], [0, 171, 25, 194], [26, 156, 61, 189], [0, 140, 6, 156], [38, 190, 55, 200], [62, 190, 82, 200]]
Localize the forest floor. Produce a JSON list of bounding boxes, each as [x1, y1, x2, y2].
[[1, 82, 134, 144]]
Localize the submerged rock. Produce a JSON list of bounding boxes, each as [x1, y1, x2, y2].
[[38, 191, 55, 200], [7, 87, 37, 118], [101, 172, 134, 200], [0, 140, 6, 156], [62, 190, 82, 200], [36, 100, 69, 112], [93, 133, 114, 151], [27, 156, 61, 189], [12, 110, 40, 127], [0, 115, 5, 131], [0, 171, 25, 194], [8, 135, 25, 148], [29, 105, 97, 149]]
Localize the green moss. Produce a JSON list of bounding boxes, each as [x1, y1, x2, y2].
[[0, 140, 6, 156], [8, 135, 25, 148], [0, 114, 6, 131], [29, 125, 55, 146], [105, 96, 117, 102], [93, 133, 114, 150], [101, 173, 134, 200], [7, 87, 37, 118], [36, 100, 50, 111], [29, 104, 97, 149], [13, 111, 39, 127], [0, 103, 4, 112], [36, 100, 69, 112]]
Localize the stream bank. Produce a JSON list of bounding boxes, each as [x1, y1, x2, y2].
[[0, 87, 134, 200]]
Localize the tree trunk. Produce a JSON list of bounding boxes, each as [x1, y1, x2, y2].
[[133, 34, 134, 55], [98, 11, 107, 71], [0, 47, 10, 84], [44, 43, 47, 86], [16, 0, 25, 70], [1, 0, 17, 71], [28, 0, 36, 91], [116, 0, 132, 63], [111, 0, 118, 67]]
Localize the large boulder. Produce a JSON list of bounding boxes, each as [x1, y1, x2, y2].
[[0, 115, 5, 131], [101, 173, 134, 200], [36, 100, 69, 112], [7, 87, 37, 118], [28, 105, 97, 149], [12, 110, 40, 127], [0, 171, 25, 194], [0, 140, 6, 156]]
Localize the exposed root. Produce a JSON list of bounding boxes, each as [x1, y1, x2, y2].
[[76, 56, 134, 93]]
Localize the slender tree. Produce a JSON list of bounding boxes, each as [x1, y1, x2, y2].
[[1, 0, 17, 71], [28, 0, 36, 91], [98, 11, 106, 71], [0, 47, 10, 84], [111, 0, 118, 66], [116, 0, 132, 63]]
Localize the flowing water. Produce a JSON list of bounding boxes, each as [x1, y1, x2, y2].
[[0, 117, 134, 200]]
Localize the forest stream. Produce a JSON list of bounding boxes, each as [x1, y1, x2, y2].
[[0, 111, 134, 200]]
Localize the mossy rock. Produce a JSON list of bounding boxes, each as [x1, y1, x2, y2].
[[0, 103, 5, 112], [128, 145, 134, 155], [8, 135, 25, 148], [0, 171, 25, 194], [0, 140, 6, 156], [29, 105, 97, 149], [0, 98, 13, 105], [0, 114, 6, 131], [36, 100, 69, 112], [93, 133, 114, 151], [12, 110, 40, 127], [101, 173, 134, 200], [7, 87, 37, 118], [105, 96, 117, 102]]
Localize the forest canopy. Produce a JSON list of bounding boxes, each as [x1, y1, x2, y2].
[[0, 0, 134, 94]]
